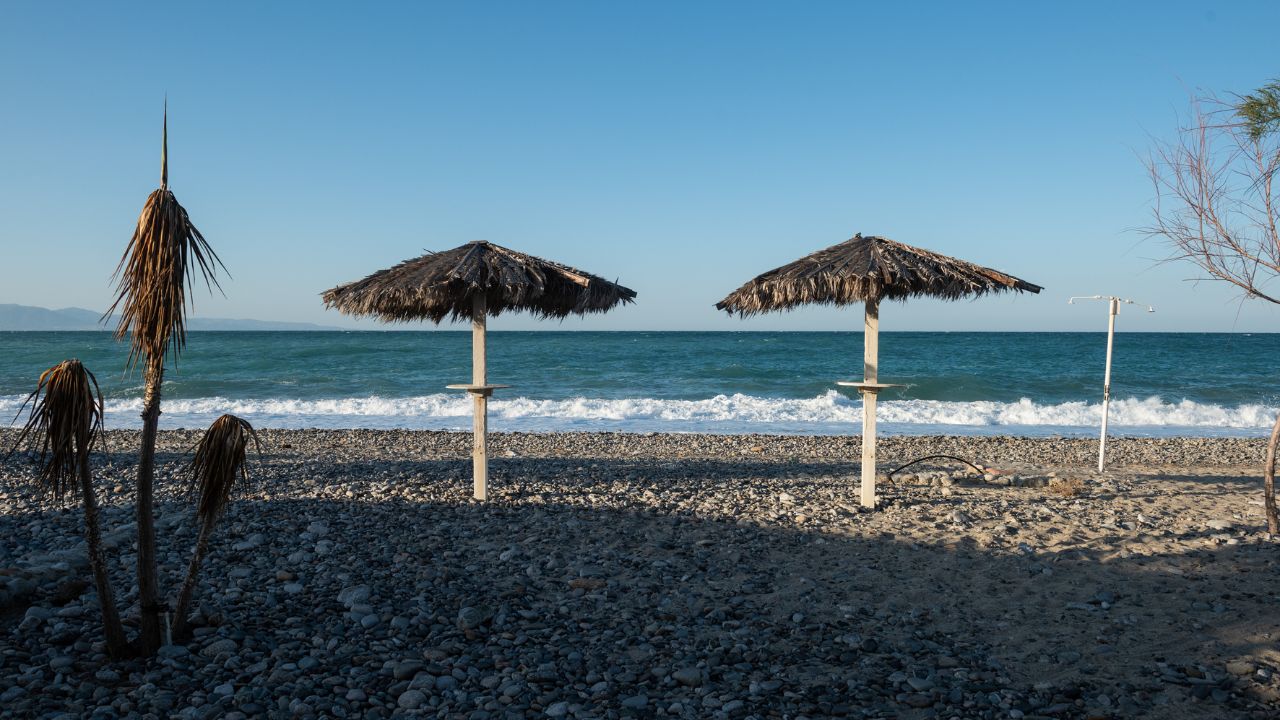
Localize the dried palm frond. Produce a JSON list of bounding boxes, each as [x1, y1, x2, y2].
[[7, 360, 105, 501], [172, 413, 259, 639], [321, 240, 636, 323], [105, 106, 225, 367], [189, 414, 259, 524], [7, 360, 129, 656], [716, 233, 1041, 317]]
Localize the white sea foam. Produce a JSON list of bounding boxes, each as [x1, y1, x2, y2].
[[1, 391, 1274, 436]]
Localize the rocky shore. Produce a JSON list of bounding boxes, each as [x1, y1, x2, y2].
[[2, 429, 1278, 719]]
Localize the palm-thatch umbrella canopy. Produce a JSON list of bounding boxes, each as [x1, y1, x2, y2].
[[322, 241, 636, 499], [717, 233, 1041, 507]]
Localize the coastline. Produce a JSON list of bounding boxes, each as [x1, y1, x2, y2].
[[9, 428, 1263, 467], [5, 331, 1278, 441]]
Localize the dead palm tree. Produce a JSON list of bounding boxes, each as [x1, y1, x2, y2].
[[8, 360, 129, 657], [105, 106, 225, 653], [171, 414, 257, 640]]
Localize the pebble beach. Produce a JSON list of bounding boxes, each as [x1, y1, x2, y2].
[[2, 429, 1279, 720]]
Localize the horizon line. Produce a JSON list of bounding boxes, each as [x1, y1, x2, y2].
[[2, 328, 1274, 335]]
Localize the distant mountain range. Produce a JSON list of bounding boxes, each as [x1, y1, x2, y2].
[[0, 304, 344, 331]]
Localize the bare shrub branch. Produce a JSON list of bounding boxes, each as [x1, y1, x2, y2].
[[1145, 94, 1280, 305]]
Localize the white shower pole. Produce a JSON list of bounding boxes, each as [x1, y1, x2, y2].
[[1068, 295, 1154, 473], [1099, 297, 1118, 473]]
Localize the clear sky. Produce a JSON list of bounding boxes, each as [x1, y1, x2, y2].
[[2, 1, 1278, 332]]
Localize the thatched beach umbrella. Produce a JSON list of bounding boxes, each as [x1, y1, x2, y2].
[[322, 241, 636, 499], [717, 233, 1041, 508]]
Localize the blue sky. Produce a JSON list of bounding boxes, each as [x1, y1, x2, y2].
[[1, 1, 1278, 332]]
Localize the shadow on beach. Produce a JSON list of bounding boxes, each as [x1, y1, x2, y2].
[[2, 434, 1279, 720]]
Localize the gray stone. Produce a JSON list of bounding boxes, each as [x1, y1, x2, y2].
[[902, 693, 933, 708], [24, 606, 52, 622], [393, 661, 424, 680], [201, 639, 238, 658], [672, 667, 702, 687], [232, 533, 266, 551], [1226, 660, 1255, 676], [907, 677, 934, 691], [397, 690, 427, 710], [435, 675, 457, 691], [337, 585, 371, 607], [457, 605, 492, 630]]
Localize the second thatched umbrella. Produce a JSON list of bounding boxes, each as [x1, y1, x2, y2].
[[322, 241, 636, 499], [717, 233, 1041, 507]]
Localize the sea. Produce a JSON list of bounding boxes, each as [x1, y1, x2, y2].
[[0, 331, 1276, 437]]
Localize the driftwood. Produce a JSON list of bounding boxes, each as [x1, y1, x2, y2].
[[888, 454, 986, 480]]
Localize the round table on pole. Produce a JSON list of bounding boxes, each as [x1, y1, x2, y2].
[[837, 381, 903, 508], [446, 383, 511, 500]]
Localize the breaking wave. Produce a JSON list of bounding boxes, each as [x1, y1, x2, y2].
[[1, 391, 1274, 436]]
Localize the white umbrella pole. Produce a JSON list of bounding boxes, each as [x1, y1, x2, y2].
[[861, 299, 879, 508], [472, 293, 489, 500], [1098, 297, 1118, 473]]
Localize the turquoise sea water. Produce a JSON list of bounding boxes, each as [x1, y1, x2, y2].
[[1, 331, 1277, 436]]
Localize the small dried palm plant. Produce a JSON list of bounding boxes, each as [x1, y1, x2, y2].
[[104, 106, 225, 653], [171, 414, 258, 639], [9, 360, 129, 656]]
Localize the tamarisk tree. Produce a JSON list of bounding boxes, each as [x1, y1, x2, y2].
[[1146, 81, 1280, 534]]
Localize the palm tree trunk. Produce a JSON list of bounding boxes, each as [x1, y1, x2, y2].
[[1264, 410, 1280, 536], [135, 356, 164, 653], [78, 452, 129, 657], [171, 519, 212, 641]]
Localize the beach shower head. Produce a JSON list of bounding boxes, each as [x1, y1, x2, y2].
[[1068, 295, 1156, 313]]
